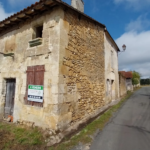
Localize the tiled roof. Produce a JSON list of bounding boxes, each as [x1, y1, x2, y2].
[[0, 0, 120, 51], [119, 71, 133, 79], [0, 0, 105, 30]]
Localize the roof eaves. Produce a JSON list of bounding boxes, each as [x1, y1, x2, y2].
[[0, 0, 106, 32], [0, 0, 119, 46], [105, 29, 120, 52], [54, 0, 106, 28]]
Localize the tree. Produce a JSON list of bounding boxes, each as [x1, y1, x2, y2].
[[132, 71, 141, 85], [140, 78, 150, 85]]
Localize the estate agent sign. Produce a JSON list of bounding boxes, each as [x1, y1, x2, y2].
[[28, 85, 44, 102]]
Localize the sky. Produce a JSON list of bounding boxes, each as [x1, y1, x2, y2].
[[0, 0, 150, 78]]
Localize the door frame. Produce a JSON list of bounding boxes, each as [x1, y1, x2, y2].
[[4, 78, 16, 119]]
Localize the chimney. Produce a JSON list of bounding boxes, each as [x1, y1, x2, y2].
[[71, 0, 84, 12]]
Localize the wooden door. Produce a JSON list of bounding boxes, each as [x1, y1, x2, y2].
[[4, 79, 16, 118], [111, 80, 115, 101]]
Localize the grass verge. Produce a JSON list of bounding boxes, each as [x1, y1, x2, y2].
[[49, 90, 139, 150], [0, 123, 45, 150]]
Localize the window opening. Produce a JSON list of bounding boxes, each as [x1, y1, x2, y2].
[[107, 79, 110, 96], [35, 25, 43, 38], [29, 25, 43, 47]]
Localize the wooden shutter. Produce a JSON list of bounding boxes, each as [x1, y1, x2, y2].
[[25, 65, 45, 107], [33, 65, 45, 107], [25, 66, 35, 106]]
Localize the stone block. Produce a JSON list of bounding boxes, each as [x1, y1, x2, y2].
[[44, 87, 51, 99], [52, 103, 69, 115], [25, 105, 44, 117], [50, 94, 59, 104], [58, 84, 67, 94], [51, 84, 58, 94], [45, 115, 59, 130], [51, 65, 59, 77], [45, 64, 52, 72], [58, 112, 72, 130], [20, 87, 26, 95]]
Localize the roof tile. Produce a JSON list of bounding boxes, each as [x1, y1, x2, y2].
[[119, 71, 133, 79]]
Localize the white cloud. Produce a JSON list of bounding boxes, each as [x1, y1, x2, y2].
[[116, 31, 150, 77], [0, 3, 13, 21], [114, 0, 150, 10], [125, 15, 150, 32]]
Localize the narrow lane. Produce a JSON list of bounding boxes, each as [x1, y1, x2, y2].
[[90, 87, 150, 150]]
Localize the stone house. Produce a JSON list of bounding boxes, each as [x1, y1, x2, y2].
[[0, 0, 120, 134], [105, 31, 120, 103], [120, 71, 133, 91]]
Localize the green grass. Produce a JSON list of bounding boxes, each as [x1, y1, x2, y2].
[[0, 123, 44, 149], [49, 91, 135, 150]]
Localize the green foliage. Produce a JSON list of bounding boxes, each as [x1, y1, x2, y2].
[[132, 71, 141, 85], [132, 78, 139, 85], [140, 78, 150, 85]]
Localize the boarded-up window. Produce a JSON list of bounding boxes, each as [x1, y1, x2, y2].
[[24, 65, 45, 107], [106, 79, 110, 96]]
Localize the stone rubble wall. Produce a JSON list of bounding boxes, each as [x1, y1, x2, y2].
[[58, 10, 105, 131], [104, 34, 119, 103], [119, 73, 127, 96]]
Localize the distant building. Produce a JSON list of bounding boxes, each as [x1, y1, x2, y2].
[[119, 71, 133, 91], [119, 72, 127, 96], [105, 32, 120, 103]]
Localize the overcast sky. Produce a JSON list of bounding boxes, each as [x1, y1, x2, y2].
[[0, 0, 150, 78]]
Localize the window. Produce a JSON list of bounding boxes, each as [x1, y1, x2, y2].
[[35, 25, 43, 38], [29, 25, 43, 47], [106, 79, 110, 95], [24, 65, 45, 107]]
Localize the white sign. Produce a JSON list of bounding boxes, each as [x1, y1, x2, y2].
[[28, 85, 44, 103]]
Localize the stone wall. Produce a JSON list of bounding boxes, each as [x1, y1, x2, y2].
[[119, 73, 127, 96], [104, 33, 119, 103], [58, 10, 105, 130]]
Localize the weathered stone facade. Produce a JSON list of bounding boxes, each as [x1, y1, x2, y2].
[[58, 10, 105, 128], [0, 1, 119, 137], [0, 6, 106, 132], [104, 33, 119, 103], [119, 73, 127, 96], [0, 8, 63, 130]]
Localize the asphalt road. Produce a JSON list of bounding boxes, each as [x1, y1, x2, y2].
[[90, 87, 150, 150]]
